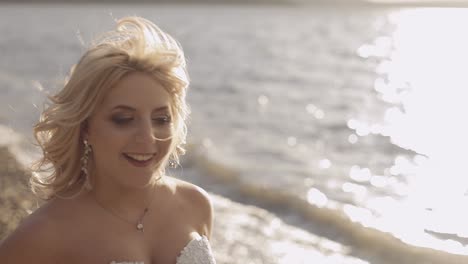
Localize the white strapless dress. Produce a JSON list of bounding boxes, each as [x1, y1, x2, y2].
[[110, 233, 216, 264], [176, 234, 216, 264]]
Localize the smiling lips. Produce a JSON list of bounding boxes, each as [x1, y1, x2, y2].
[[125, 153, 154, 161], [123, 153, 155, 167]]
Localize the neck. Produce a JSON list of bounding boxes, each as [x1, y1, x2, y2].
[[88, 175, 163, 218]]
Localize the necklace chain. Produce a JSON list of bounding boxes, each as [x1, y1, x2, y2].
[[91, 176, 162, 233]]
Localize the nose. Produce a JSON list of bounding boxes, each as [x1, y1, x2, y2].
[[134, 118, 156, 144]]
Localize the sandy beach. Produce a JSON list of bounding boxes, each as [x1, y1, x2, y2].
[[0, 146, 39, 240]]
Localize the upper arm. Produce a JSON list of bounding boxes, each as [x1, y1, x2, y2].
[[196, 186, 214, 239], [0, 214, 64, 263], [182, 184, 214, 240]]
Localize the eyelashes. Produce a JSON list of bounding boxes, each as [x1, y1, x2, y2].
[[112, 117, 132, 125], [111, 116, 172, 126], [152, 116, 172, 126]]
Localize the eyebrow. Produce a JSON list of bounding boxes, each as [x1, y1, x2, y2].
[[111, 105, 170, 112]]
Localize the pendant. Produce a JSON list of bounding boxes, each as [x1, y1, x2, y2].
[[136, 223, 144, 232]]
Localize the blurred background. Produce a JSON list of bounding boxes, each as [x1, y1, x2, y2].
[[1, 0, 468, 263]]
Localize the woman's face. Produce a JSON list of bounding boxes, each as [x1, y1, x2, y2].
[[86, 72, 174, 189]]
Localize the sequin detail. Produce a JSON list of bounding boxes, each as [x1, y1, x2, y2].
[[109, 234, 215, 264], [176, 235, 216, 264]]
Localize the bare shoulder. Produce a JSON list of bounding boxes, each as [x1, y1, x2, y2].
[[0, 200, 67, 263], [166, 177, 214, 239]]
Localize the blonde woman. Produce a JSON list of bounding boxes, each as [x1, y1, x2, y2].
[[0, 16, 216, 264]]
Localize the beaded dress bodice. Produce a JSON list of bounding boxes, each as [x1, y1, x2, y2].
[[176, 234, 216, 264], [110, 234, 216, 264]]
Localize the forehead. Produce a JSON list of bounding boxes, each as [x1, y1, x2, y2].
[[101, 72, 171, 111]]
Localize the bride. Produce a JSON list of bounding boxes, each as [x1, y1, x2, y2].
[[0, 16, 215, 264]]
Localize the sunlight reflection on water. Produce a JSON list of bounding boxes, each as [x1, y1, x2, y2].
[[352, 7, 468, 254]]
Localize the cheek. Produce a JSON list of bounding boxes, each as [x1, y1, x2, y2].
[[161, 139, 173, 154], [90, 122, 129, 159], [154, 139, 173, 164]]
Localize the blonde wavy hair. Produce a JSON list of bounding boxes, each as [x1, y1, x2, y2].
[[31, 16, 190, 200]]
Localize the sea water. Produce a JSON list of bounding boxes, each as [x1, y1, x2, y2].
[[1, 3, 468, 263]]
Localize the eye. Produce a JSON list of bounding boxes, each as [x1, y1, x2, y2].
[[152, 115, 172, 126], [112, 116, 133, 125]]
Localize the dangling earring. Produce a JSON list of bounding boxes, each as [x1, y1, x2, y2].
[[169, 159, 177, 168], [81, 139, 93, 190]]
